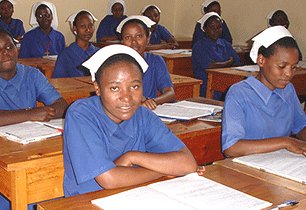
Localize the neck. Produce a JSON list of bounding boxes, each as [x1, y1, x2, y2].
[[76, 39, 90, 50], [40, 27, 52, 34], [0, 69, 17, 81], [0, 16, 12, 24]]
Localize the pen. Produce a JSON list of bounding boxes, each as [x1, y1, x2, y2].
[[4, 132, 22, 139], [270, 200, 299, 210], [42, 123, 64, 133]]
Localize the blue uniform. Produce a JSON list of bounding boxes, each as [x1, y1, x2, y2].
[[63, 96, 185, 196], [192, 37, 240, 97], [222, 76, 306, 152], [143, 52, 173, 98], [0, 18, 25, 38], [52, 42, 99, 78], [192, 20, 233, 47], [19, 27, 65, 58], [150, 24, 173, 45], [96, 15, 127, 42]]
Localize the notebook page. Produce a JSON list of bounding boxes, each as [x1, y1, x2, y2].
[[231, 65, 260, 72], [173, 100, 223, 113]]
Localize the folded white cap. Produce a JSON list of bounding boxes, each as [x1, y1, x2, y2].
[[141, 4, 161, 15], [29, 1, 58, 29], [197, 12, 222, 31], [107, 0, 126, 15], [201, 0, 218, 14], [0, 0, 16, 5], [82, 44, 148, 81], [250, 26, 293, 63], [66, 10, 97, 30], [116, 15, 155, 33]]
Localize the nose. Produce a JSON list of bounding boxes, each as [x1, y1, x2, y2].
[[284, 67, 294, 78], [119, 89, 132, 102]]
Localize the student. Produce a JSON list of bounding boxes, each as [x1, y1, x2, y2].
[[222, 26, 306, 157], [117, 15, 175, 110], [192, 12, 240, 98], [141, 4, 179, 50], [0, 0, 24, 41], [267, 9, 290, 29], [63, 44, 197, 196], [96, 0, 127, 42], [192, 0, 232, 46], [52, 10, 99, 78], [19, 1, 65, 58]]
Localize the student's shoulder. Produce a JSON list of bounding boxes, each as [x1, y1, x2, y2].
[[68, 96, 100, 114], [12, 18, 24, 25], [144, 52, 164, 61]]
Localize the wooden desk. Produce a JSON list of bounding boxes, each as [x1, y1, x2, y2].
[[206, 67, 306, 99], [18, 58, 56, 79], [176, 37, 192, 49], [37, 164, 306, 210]]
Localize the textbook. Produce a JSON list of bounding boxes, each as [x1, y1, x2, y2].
[[152, 101, 223, 120], [0, 119, 64, 144], [91, 173, 271, 210], [231, 65, 259, 72], [233, 149, 306, 184], [42, 55, 58, 60], [150, 49, 192, 55]]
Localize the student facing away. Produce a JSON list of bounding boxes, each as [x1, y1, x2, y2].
[[222, 26, 306, 157], [117, 15, 176, 110], [52, 10, 99, 78], [18, 1, 65, 58], [63, 44, 197, 196], [0, 0, 24, 41]]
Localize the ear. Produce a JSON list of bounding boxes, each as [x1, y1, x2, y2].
[[257, 54, 265, 68], [93, 81, 101, 96], [72, 26, 77, 35]]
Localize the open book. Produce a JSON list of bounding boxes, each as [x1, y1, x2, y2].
[[233, 149, 306, 184], [152, 101, 223, 120], [150, 49, 192, 55], [0, 119, 64, 144], [92, 173, 271, 210], [231, 65, 259, 72]]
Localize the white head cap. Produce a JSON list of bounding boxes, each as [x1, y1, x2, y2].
[[82, 44, 148, 81], [201, 0, 218, 14], [0, 0, 16, 5], [266, 9, 287, 27], [116, 15, 155, 33], [141, 4, 162, 15], [66, 10, 97, 31], [107, 0, 126, 15], [197, 12, 222, 32], [29, 1, 58, 29], [250, 26, 293, 63]]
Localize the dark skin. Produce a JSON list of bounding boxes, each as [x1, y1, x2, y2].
[[35, 6, 53, 34], [0, 33, 68, 126], [73, 13, 95, 50]]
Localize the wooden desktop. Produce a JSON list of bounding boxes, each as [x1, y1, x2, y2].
[[18, 58, 56, 79]]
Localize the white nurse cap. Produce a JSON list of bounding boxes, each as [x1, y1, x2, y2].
[[107, 0, 126, 15], [66, 10, 97, 31], [141, 4, 162, 15], [29, 1, 59, 29], [116, 15, 155, 33], [0, 0, 16, 5], [82, 44, 148, 81], [250, 26, 293, 63], [201, 0, 218, 14], [197, 12, 222, 32]]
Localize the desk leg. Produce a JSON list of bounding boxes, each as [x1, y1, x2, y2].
[[11, 170, 27, 210], [206, 73, 214, 99], [193, 84, 200, 98], [166, 60, 174, 74]]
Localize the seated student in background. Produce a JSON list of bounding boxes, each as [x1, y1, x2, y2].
[[96, 0, 127, 42], [192, 0, 232, 47], [52, 10, 99, 78], [0, 0, 24, 42], [19, 1, 65, 58], [117, 16, 175, 110], [141, 4, 179, 50], [267, 9, 290, 29], [222, 26, 306, 158], [192, 12, 240, 99], [63, 44, 197, 197]]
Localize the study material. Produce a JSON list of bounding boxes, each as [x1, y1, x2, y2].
[[233, 149, 306, 184], [231, 65, 259, 72], [198, 112, 222, 122], [153, 100, 223, 120], [150, 49, 192, 55], [0, 119, 64, 144], [91, 173, 272, 210], [42, 55, 58, 60], [297, 60, 306, 68], [270, 200, 299, 210]]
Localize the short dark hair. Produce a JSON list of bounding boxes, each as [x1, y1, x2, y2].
[[0, 0, 13, 7], [73, 10, 93, 26], [203, 15, 222, 29], [143, 5, 160, 15], [120, 19, 150, 38], [204, 1, 220, 13], [0, 28, 15, 45], [95, 54, 143, 84], [35, 4, 52, 16]]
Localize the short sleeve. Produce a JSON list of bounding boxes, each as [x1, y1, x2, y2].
[[290, 85, 306, 134], [155, 55, 173, 92]]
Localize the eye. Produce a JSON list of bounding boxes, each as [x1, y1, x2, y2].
[[5, 44, 15, 50], [131, 85, 140, 90], [110, 86, 119, 91], [123, 35, 130, 40]]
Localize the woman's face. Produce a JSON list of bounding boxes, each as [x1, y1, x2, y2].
[[73, 13, 95, 42], [112, 3, 124, 20], [36, 6, 53, 30], [144, 8, 160, 24], [204, 18, 222, 41], [0, 1, 14, 18], [0, 33, 17, 79], [257, 46, 299, 90]]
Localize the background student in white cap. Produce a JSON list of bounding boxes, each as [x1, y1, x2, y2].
[[222, 26, 306, 157], [63, 44, 197, 197], [267, 9, 290, 29], [52, 10, 99, 78]]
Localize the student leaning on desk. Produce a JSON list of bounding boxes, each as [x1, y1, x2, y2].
[[222, 26, 306, 157]]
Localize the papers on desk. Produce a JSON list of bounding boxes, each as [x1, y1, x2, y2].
[[297, 60, 306, 68], [91, 173, 271, 210], [233, 149, 306, 184], [231, 65, 259, 72], [0, 119, 64, 144], [42, 55, 58, 60], [152, 101, 223, 120], [150, 49, 192, 55]]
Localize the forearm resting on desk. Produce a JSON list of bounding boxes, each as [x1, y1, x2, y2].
[[296, 127, 306, 141]]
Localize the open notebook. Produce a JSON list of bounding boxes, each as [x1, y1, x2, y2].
[[231, 65, 259, 72], [0, 118, 64, 144], [91, 173, 271, 210]]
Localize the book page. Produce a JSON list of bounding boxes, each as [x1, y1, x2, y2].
[[231, 65, 259, 72], [233, 149, 306, 184], [150, 49, 192, 55], [36, 118, 64, 129], [173, 101, 223, 113]]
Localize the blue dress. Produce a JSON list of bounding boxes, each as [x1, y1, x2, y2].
[[96, 15, 127, 42], [143, 52, 173, 98], [0, 18, 25, 38], [19, 27, 65, 58], [150, 24, 173, 44], [63, 96, 185, 196], [222, 76, 306, 152], [192, 37, 240, 97], [52, 42, 99, 78]]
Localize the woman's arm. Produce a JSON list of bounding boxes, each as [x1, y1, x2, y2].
[[142, 87, 175, 110]]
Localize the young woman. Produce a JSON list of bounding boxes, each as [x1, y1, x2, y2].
[[141, 4, 179, 50], [63, 44, 197, 196], [19, 1, 65, 58], [96, 0, 127, 42], [267, 9, 290, 29], [192, 12, 240, 98], [52, 10, 99, 78], [222, 26, 306, 157], [117, 15, 175, 110]]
